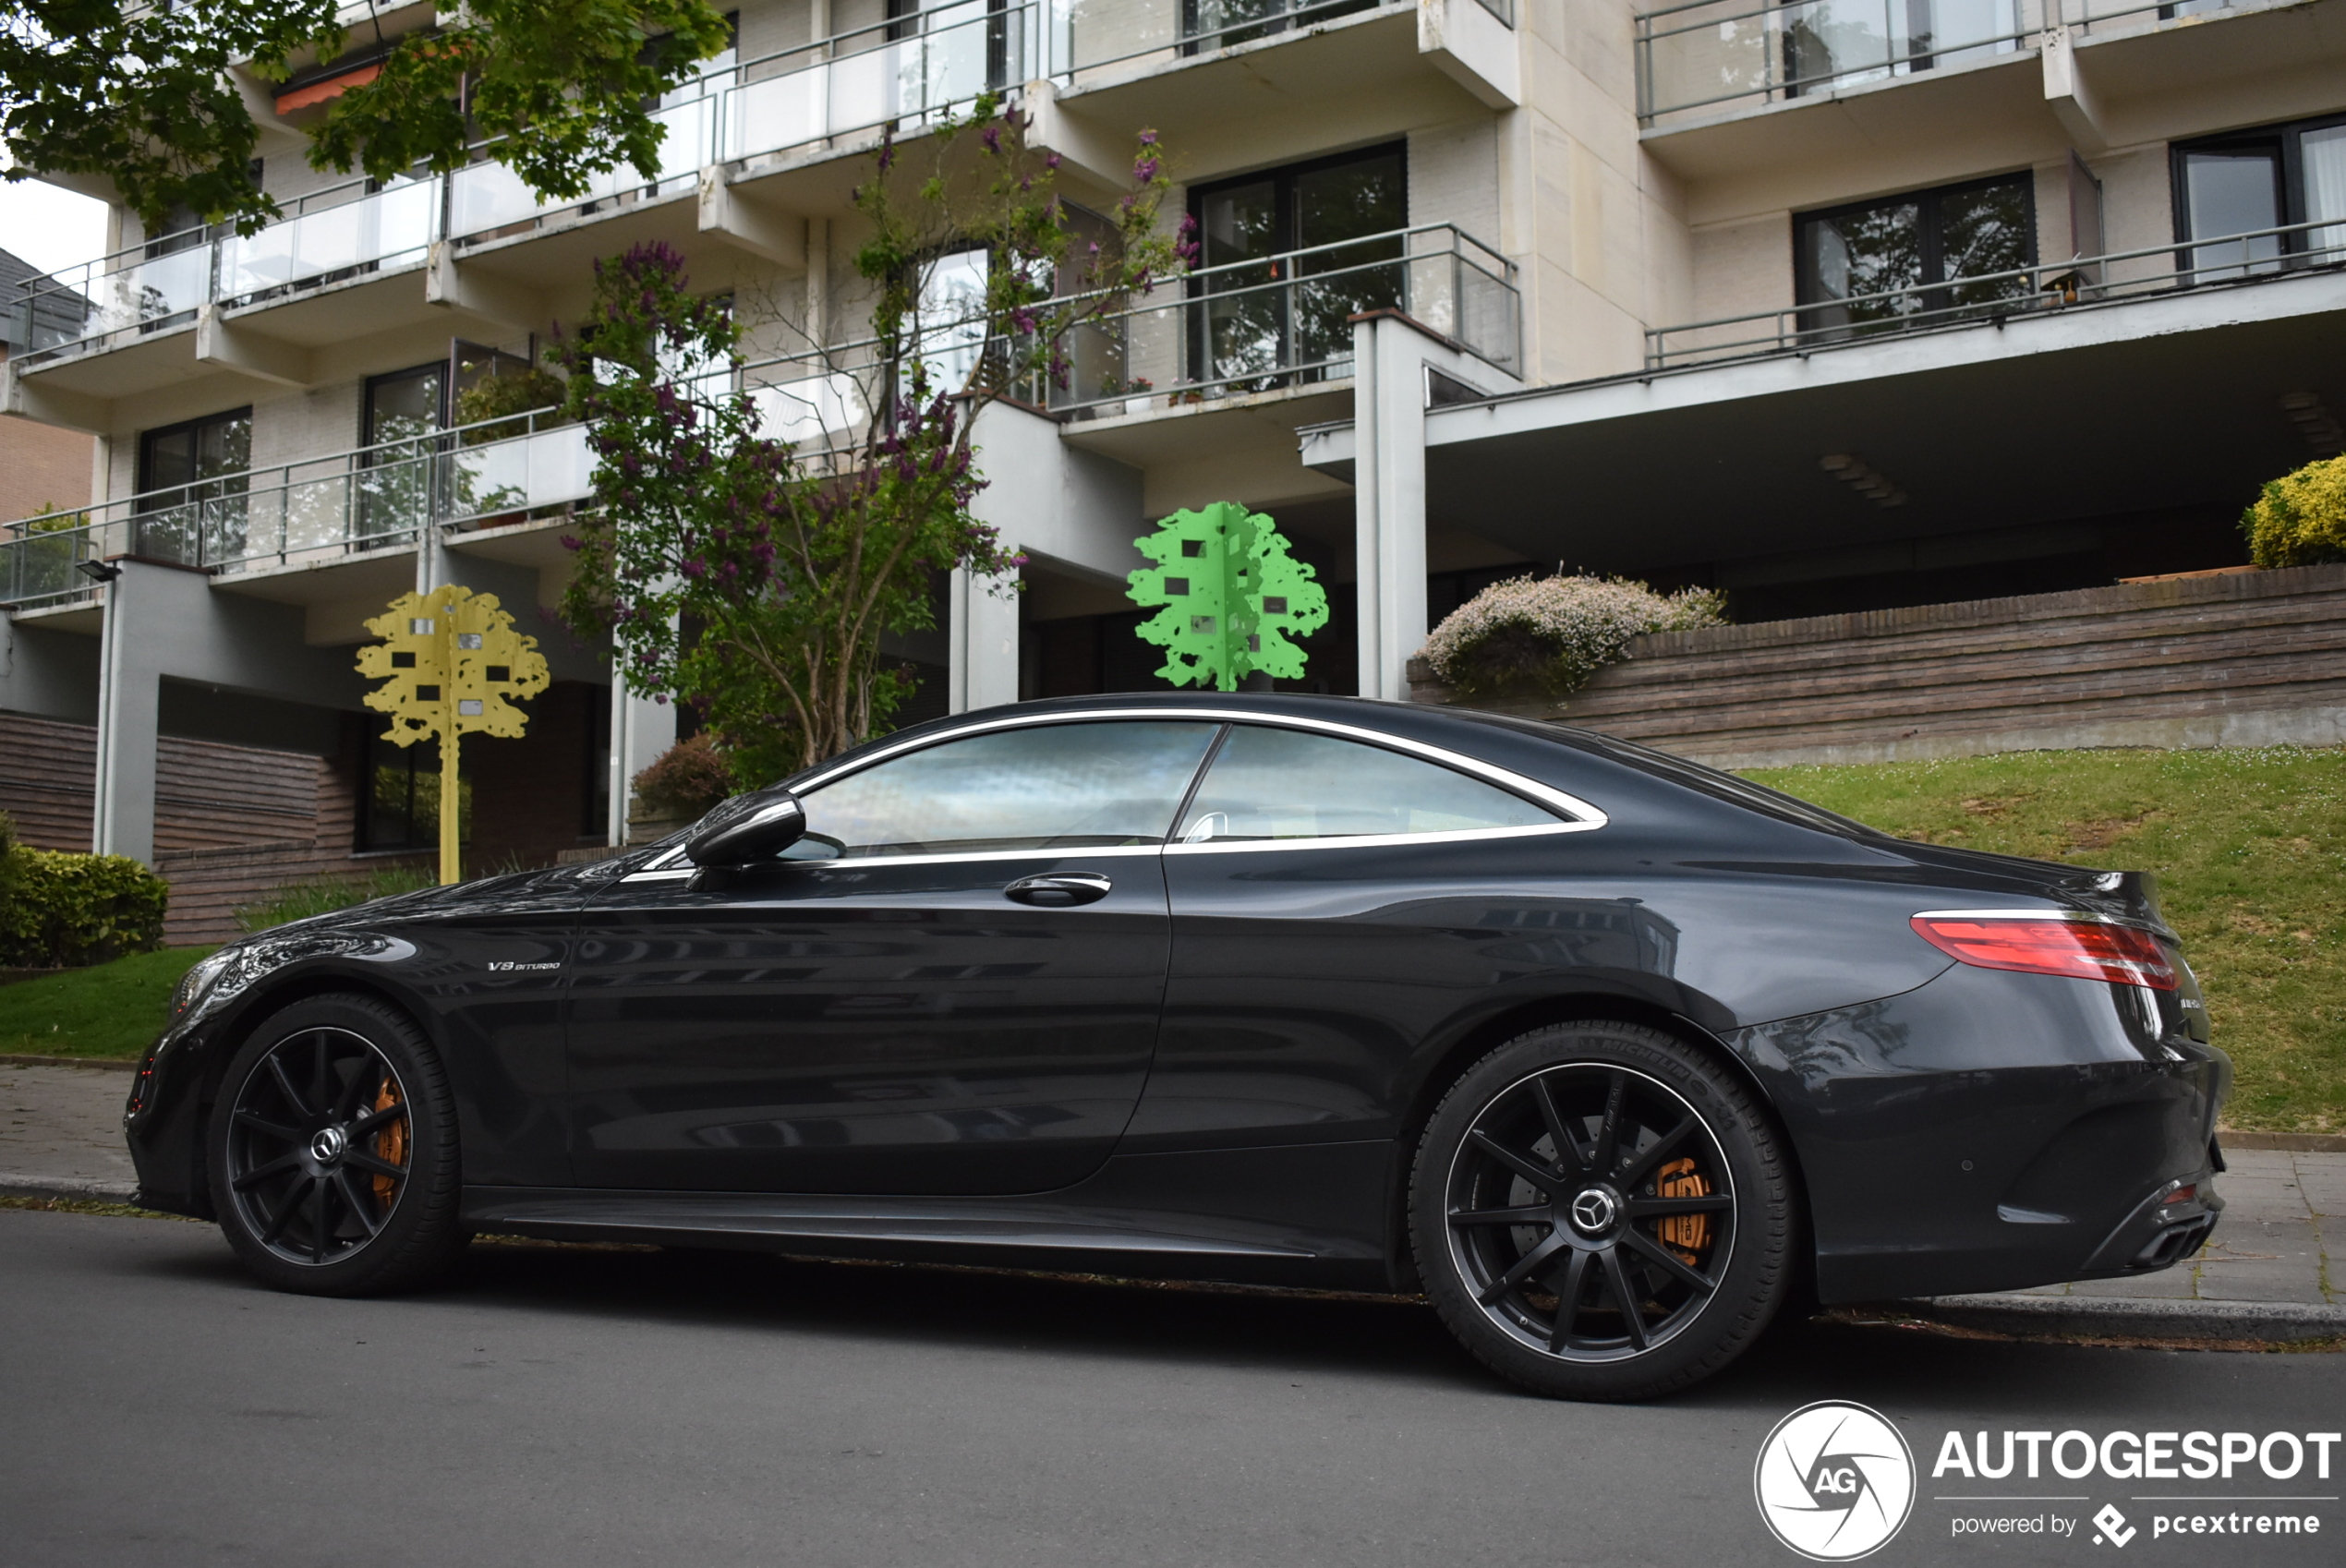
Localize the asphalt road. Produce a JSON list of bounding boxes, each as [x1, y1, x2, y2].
[[4, 1210, 2340, 1568]]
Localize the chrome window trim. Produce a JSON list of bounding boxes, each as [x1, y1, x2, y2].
[[635, 707, 1608, 872], [1166, 820, 1598, 856], [628, 842, 1171, 879]]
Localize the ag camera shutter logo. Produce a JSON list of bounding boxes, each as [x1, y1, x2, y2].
[[1755, 1401, 1917, 1561]]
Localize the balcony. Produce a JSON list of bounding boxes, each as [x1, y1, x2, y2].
[[7, 0, 1462, 391], [1644, 215, 2346, 368], [1635, 0, 2321, 128], [730, 223, 1516, 451], [0, 407, 588, 613]]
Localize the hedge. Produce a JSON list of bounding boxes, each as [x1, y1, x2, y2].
[[0, 817, 170, 968]]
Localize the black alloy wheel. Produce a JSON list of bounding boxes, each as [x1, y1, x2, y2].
[[208, 994, 467, 1296], [1410, 1021, 1793, 1401]]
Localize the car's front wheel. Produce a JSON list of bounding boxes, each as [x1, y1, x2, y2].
[[207, 994, 467, 1296], [1409, 1020, 1794, 1401]]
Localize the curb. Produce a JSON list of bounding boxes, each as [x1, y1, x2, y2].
[[0, 1055, 137, 1072], [2221, 1130, 2346, 1153], [1894, 1292, 2346, 1343], [1, 1175, 141, 1205]]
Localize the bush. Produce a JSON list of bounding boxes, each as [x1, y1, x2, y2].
[[235, 866, 439, 934], [2242, 453, 2346, 568], [0, 831, 170, 968], [1421, 573, 1728, 699], [633, 733, 736, 821], [453, 368, 569, 442]]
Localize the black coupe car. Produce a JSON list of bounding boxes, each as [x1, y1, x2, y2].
[[126, 694, 2227, 1400]]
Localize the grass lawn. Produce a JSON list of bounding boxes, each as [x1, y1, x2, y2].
[[1747, 746, 2346, 1134], [0, 947, 217, 1061]]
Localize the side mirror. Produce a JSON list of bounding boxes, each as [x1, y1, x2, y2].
[[684, 789, 806, 867]]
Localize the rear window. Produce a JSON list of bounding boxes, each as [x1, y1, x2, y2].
[[1458, 715, 1889, 840]]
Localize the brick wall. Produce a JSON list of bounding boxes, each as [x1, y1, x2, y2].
[[0, 349, 95, 522], [1407, 564, 2346, 768]]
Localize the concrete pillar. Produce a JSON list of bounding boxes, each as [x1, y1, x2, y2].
[[91, 560, 163, 863], [1348, 311, 1527, 701], [607, 675, 677, 845], [949, 565, 1022, 714], [1353, 314, 1430, 702], [949, 398, 1144, 713]]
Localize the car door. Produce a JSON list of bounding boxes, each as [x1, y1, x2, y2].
[[1128, 719, 1610, 1153], [563, 718, 1220, 1195]]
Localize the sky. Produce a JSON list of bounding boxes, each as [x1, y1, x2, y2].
[[0, 171, 111, 278]]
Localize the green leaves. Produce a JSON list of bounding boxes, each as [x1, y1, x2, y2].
[[1, 0, 340, 235], [1128, 503, 1328, 691], [311, 1, 734, 201], [2, 1, 731, 235]]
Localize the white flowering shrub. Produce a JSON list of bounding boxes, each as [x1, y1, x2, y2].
[[1421, 573, 1727, 698]]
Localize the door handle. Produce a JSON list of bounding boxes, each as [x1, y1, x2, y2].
[[1003, 872, 1113, 908]]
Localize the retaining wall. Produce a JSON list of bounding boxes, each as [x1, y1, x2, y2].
[[1407, 564, 2346, 768]]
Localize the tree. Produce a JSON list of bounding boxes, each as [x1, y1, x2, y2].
[[1128, 502, 1330, 691], [554, 97, 1187, 784], [1, 0, 731, 235]]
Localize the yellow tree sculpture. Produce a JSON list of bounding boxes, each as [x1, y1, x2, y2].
[[356, 585, 550, 885]]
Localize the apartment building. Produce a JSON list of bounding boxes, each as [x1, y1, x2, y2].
[[4, 0, 2343, 918]]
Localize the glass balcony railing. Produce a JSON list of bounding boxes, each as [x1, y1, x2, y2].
[[0, 408, 589, 611], [1047, 223, 1518, 415], [7, 0, 1419, 368], [1642, 214, 2346, 368], [6, 173, 444, 368], [1636, 0, 2261, 124], [732, 223, 1516, 440]]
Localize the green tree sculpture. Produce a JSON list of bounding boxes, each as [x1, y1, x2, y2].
[[1128, 502, 1330, 691]]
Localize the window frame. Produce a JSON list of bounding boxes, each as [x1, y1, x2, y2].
[[136, 405, 254, 500], [1791, 170, 2038, 321], [628, 710, 1606, 879], [2171, 111, 2346, 268], [1184, 141, 1409, 390]]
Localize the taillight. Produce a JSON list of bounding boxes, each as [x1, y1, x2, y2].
[[1910, 913, 2179, 991]]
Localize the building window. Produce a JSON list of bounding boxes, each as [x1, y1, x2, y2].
[[2173, 115, 2346, 282], [1794, 173, 2034, 338], [1187, 143, 1407, 392], [1184, 0, 1373, 50], [357, 362, 446, 545], [362, 734, 469, 853], [136, 406, 252, 563]]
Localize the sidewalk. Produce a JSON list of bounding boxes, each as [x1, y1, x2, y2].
[[3, 1058, 2340, 1338], [1, 1059, 139, 1202]]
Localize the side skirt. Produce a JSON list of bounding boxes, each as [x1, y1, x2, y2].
[[461, 1139, 1398, 1292]]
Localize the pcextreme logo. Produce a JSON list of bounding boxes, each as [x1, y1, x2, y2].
[[1755, 1401, 1918, 1561]]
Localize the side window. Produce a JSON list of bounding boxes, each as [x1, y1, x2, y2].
[[1175, 725, 1559, 843], [790, 721, 1220, 859]]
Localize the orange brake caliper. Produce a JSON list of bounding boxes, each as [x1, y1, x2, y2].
[[1656, 1156, 1711, 1265], [370, 1079, 408, 1210]]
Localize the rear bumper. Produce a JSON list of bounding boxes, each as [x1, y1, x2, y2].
[[1731, 961, 2230, 1303]]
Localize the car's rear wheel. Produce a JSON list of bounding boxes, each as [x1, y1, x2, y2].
[[1409, 1020, 1793, 1401], [207, 994, 467, 1296]]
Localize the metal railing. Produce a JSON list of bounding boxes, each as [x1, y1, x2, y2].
[[1643, 215, 2346, 368], [730, 224, 1518, 437], [8, 0, 1416, 366], [0, 408, 589, 611], [1636, 0, 2256, 124], [1047, 223, 1518, 416]]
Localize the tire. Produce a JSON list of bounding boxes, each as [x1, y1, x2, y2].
[[1409, 1020, 1793, 1401], [206, 994, 468, 1297]]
